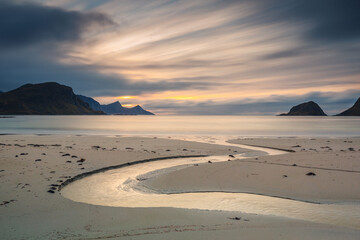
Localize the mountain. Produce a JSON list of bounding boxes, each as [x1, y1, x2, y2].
[[0, 82, 104, 115], [336, 97, 360, 116], [279, 101, 327, 116], [101, 101, 154, 115], [100, 101, 124, 114], [77, 95, 102, 111]]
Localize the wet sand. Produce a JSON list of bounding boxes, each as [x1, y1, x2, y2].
[[0, 135, 359, 239]]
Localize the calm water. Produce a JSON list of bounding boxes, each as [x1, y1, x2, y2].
[[1, 115, 359, 136]]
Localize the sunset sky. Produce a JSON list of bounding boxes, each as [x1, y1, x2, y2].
[[1, 0, 359, 115]]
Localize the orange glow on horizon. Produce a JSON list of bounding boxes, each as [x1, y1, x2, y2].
[[122, 104, 135, 108], [116, 96, 137, 100]]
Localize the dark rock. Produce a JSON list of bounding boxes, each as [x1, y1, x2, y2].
[[47, 190, 55, 193], [336, 97, 360, 116], [279, 101, 327, 116], [228, 154, 235, 158], [306, 172, 316, 176]]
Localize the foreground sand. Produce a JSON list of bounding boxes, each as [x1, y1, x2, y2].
[[144, 137, 360, 203], [0, 135, 359, 239]]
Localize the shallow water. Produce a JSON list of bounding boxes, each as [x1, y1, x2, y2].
[[61, 137, 360, 230], [1, 115, 359, 136]]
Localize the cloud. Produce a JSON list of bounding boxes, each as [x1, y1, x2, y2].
[[0, 0, 113, 49], [146, 90, 360, 115], [245, 0, 360, 43], [0, 48, 213, 96], [0, 0, 359, 116]]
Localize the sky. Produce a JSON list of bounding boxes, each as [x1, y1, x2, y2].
[[0, 0, 359, 115]]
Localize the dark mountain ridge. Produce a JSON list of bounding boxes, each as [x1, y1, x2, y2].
[[100, 101, 154, 115], [0, 82, 103, 115]]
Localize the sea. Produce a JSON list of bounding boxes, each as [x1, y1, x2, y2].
[[0, 115, 359, 137]]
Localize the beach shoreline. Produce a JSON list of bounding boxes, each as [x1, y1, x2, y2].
[[1, 134, 359, 239]]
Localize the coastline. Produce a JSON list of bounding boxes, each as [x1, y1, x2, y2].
[[1, 134, 359, 239]]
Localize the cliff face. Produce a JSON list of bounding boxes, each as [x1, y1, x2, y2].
[[336, 97, 360, 116], [0, 82, 103, 115], [279, 101, 327, 116], [77, 95, 102, 111]]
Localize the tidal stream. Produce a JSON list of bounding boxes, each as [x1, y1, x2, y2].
[[61, 137, 360, 230]]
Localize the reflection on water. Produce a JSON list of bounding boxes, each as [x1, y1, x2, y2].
[[61, 137, 360, 230], [1, 115, 360, 136]]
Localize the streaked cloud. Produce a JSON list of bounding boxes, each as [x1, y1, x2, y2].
[[0, 0, 113, 49], [0, 0, 359, 114]]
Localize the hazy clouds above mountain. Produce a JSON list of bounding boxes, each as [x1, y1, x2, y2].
[[1, 0, 359, 114]]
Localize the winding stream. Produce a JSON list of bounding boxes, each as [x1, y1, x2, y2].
[[61, 137, 360, 230]]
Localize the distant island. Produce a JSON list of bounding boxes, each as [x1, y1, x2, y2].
[[279, 101, 327, 116], [279, 98, 360, 116], [0, 82, 154, 115], [336, 97, 360, 116]]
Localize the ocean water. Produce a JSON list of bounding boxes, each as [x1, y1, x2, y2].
[[1, 115, 359, 136]]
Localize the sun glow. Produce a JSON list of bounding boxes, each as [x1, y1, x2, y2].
[[122, 104, 135, 108], [116, 96, 137, 100]]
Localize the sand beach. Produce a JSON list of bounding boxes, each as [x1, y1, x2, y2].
[[0, 134, 359, 239]]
